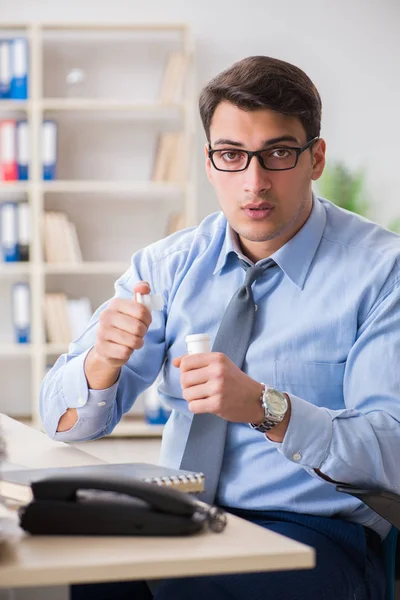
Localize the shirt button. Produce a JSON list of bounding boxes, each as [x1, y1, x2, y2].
[[97, 401, 106, 407], [78, 397, 85, 406], [292, 452, 302, 461]]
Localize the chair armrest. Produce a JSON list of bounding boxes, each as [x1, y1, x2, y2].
[[336, 484, 400, 530]]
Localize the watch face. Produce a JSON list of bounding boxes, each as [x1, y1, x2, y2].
[[267, 389, 287, 417]]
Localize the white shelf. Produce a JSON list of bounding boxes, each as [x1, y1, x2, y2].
[[0, 182, 31, 192], [108, 417, 164, 438], [41, 22, 188, 31], [0, 344, 32, 357], [0, 263, 31, 275], [41, 180, 184, 194], [43, 343, 69, 355], [43, 261, 129, 275], [42, 98, 183, 114], [0, 100, 31, 111], [0, 181, 184, 194]]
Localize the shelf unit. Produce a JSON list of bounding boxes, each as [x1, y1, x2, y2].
[[0, 22, 196, 435]]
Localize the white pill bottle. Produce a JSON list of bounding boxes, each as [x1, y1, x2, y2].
[[185, 333, 211, 355]]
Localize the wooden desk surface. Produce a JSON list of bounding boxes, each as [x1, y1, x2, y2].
[[0, 414, 315, 588]]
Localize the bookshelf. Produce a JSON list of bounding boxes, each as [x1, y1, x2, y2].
[[0, 22, 196, 435]]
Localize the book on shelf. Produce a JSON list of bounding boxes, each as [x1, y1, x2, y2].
[[17, 201, 31, 261], [16, 120, 29, 180], [10, 38, 28, 100], [0, 462, 205, 506], [43, 210, 83, 263], [143, 376, 171, 425], [42, 120, 57, 180], [0, 119, 56, 181], [158, 51, 188, 105], [0, 120, 18, 181], [0, 200, 31, 262], [12, 282, 30, 344], [0, 37, 28, 100], [0, 201, 18, 261], [66, 296, 92, 341], [44, 292, 92, 344], [152, 131, 186, 183], [0, 40, 11, 99]]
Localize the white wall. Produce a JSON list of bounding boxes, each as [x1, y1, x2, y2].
[[1, 0, 399, 226]]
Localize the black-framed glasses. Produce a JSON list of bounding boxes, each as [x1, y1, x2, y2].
[[208, 137, 319, 172]]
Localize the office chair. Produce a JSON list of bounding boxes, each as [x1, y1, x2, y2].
[[336, 484, 400, 600]]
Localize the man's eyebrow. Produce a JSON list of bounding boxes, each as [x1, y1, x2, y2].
[[212, 135, 300, 147]]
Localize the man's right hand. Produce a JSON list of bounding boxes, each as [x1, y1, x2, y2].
[[57, 281, 152, 432], [91, 281, 153, 370]]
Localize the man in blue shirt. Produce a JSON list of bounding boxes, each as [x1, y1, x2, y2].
[[40, 56, 397, 599]]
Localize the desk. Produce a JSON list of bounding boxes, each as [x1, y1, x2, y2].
[[0, 414, 315, 588]]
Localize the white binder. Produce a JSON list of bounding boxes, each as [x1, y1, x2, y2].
[[0, 201, 18, 261], [12, 282, 30, 343], [10, 37, 28, 99], [42, 120, 57, 180], [0, 40, 11, 98], [16, 120, 29, 180]]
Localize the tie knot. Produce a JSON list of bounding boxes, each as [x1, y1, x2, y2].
[[242, 260, 274, 287]]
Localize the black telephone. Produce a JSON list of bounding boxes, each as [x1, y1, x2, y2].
[[19, 473, 227, 536]]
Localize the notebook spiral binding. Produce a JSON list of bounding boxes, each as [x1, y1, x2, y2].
[[143, 472, 205, 493]]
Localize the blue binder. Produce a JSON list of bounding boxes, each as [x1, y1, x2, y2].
[[42, 120, 57, 180], [17, 120, 29, 180], [12, 282, 30, 343], [10, 38, 28, 100], [0, 40, 11, 98], [0, 202, 19, 262]]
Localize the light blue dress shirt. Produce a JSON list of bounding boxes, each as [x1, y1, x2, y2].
[[40, 196, 400, 538]]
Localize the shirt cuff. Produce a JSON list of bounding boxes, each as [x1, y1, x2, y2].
[[62, 346, 121, 411], [80, 380, 120, 413], [53, 366, 120, 441], [61, 348, 92, 408], [266, 393, 333, 469]]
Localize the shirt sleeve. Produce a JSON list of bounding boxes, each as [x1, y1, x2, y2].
[[40, 249, 167, 441], [266, 276, 400, 493]]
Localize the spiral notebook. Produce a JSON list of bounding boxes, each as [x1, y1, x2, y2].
[[0, 462, 205, 506]]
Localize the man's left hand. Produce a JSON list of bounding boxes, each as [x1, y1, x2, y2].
[[172, 352, 265, 424]]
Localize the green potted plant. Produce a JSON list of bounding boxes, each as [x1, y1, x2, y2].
[[317, 162, 369, 217]]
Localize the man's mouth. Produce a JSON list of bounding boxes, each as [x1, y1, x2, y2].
[[242, 204, 275, 219]]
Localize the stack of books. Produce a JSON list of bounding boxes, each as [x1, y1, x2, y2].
[[44, 293, 92, 344], [152, 131, 187, 183], [43, 211, 82, 263], [158, 51, 188, 105], [152, 51, 189, 184]]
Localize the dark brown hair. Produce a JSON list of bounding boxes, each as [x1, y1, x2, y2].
[[199, 56, 322, 143]]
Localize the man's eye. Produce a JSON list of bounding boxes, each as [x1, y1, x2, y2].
[[220, 151, 244, 162], [271, 148, 291, 158]]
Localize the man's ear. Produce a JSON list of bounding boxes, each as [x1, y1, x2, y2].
[[205, 143, 213, 184], [311, 138, 326, 181]]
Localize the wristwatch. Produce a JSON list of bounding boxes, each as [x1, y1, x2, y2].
[[249, 383, 288, 433]]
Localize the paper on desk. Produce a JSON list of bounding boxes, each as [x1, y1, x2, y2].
[[0, 502, 23, 546]]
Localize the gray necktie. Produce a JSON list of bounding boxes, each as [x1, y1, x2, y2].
[[180, 259, 274, 504]]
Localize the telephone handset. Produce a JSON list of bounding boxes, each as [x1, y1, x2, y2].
[[19, 473, 227, 536]]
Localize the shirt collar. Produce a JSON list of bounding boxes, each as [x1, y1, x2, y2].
[[213, 194, 327, 290]]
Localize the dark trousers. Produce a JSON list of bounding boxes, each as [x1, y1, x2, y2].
[[71, 509, 386, 600]]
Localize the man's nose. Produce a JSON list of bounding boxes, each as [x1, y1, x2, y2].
[[243, 155, 272, 195]]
